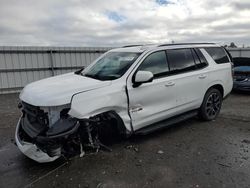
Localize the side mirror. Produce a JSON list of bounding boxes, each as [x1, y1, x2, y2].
[[133, 71, 153, 87]]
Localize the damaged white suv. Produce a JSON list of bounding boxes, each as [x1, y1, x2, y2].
[[15, 43, 233, 162]]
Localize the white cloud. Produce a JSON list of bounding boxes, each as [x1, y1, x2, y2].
[[0, 0, 249, 46]]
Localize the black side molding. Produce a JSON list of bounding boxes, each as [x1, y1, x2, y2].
[[135, 110, 198, 135]]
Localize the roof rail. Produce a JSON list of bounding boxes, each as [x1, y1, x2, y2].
[[158, 42, 216, 47], [122, 44, 143, 48]]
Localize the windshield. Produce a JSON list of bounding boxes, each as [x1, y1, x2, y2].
[[83, 52, 141, 80]]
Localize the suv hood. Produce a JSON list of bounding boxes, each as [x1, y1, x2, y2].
[[20, 73, 111, 106]]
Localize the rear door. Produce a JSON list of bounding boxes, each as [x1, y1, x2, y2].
[[165, 48, 209, 111]]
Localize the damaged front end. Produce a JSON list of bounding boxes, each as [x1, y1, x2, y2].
[[15, 102, 114, 163]]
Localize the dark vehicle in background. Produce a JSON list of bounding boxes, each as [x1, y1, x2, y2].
[[233, 57, 250, 91]]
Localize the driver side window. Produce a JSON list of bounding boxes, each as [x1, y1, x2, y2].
[[137, 51, 169, 78]]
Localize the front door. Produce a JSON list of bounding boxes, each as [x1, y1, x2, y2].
[[127, 51, 178, 131]]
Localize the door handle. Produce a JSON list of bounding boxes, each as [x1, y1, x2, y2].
[[198, 74, 207, 79], [165, 81, 175, 87]]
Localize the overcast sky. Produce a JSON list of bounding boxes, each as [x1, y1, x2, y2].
[[0, 0, 249, 47]]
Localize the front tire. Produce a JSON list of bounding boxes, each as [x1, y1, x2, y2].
[[199, 88, 222, 121]]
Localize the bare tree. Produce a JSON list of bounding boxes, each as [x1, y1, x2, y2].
[[229, 42, 237, 48]]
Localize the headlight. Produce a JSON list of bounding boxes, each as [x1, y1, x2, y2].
[[41, 104, 71, 127]]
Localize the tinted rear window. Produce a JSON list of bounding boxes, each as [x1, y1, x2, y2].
[[204, 47, 230, 64], [167, 49, 196, 73]]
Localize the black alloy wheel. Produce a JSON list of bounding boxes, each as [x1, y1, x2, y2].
[[199, 88, 222, 121]]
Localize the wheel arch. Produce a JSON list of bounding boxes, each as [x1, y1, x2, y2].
[[200, 83, 225, 108], [206, 82, 225, 97], [199, 83, 224, 121], [209, 84, 224, 97], [93, 110, 129, 136]]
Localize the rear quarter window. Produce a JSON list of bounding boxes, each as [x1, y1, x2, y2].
[[204, 47, 230, 64]]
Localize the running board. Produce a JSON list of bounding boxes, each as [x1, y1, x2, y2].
[[135, 110, 198, 135]]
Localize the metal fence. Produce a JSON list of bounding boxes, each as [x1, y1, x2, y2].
[[227, 48, 250, 58], [0, 46, 250, 94], [0, 46, 110, 93]]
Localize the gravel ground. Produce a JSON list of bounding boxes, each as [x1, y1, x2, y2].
[[0, 92, 249, 188]]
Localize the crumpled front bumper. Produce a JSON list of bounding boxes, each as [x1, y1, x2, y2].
[[15, 118, 60, 163]]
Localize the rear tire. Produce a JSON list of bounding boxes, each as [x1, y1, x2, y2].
[[199, 88, 222, 121]]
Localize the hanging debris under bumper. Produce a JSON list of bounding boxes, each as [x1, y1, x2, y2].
[[15, 102, 118, 163], [15, 114, 83, 162]]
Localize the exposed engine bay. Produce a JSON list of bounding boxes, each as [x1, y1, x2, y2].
[[16, 102, 125, 162]]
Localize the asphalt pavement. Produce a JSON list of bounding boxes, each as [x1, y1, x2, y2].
[[0, 92, 250, 188]]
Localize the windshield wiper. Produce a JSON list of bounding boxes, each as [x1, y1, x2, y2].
[[84, 74, 100, 80]]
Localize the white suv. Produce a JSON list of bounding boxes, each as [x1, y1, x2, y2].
[[15, 43, 233, 162]]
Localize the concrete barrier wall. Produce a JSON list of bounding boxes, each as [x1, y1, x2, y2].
[[0, 46, 249, 93]]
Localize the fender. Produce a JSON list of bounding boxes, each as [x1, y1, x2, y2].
[[68, 83, 132, 133]]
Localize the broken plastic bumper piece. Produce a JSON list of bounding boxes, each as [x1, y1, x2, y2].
[[15, 118, 60, 163]]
